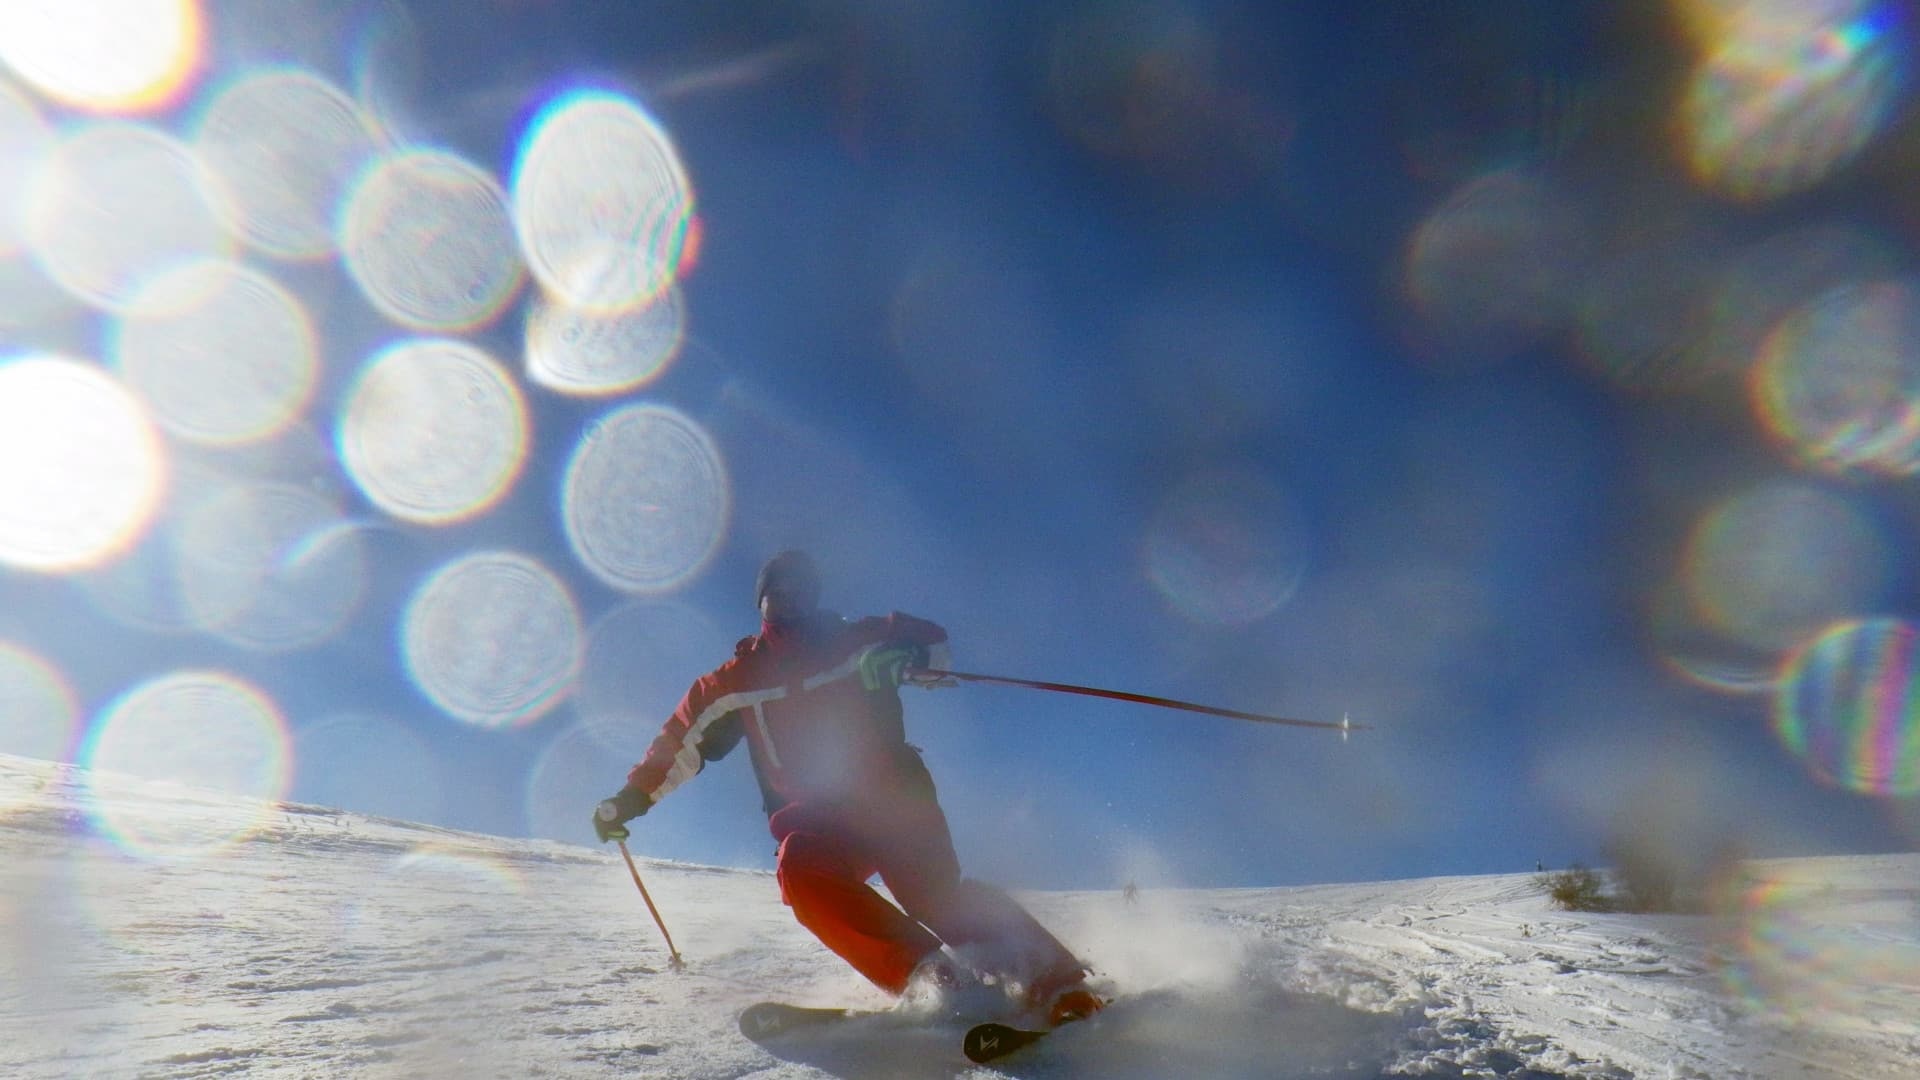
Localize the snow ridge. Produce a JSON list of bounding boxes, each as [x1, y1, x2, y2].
[[2, 753, 1915, 1078]]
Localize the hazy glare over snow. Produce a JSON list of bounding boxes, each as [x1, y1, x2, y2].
[[1, 752, 1915, 1079]]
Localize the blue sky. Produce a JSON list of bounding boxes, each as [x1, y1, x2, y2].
[[1, 0, 1917, 889]]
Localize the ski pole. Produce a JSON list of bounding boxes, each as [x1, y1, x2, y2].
[[616, 839, 685, 970], [915, 668, 1365, 737]]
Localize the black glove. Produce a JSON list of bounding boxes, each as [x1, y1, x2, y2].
[[593, 786, 652, 843]]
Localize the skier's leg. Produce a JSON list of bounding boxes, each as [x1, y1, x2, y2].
[[776, 829, 943, 994], [873, 800, 1086, 990]]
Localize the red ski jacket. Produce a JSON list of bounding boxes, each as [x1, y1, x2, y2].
[[625, 611, 951, 815]]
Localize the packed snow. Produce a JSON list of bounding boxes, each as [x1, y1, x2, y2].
[[1, 752, 1915, 1079]]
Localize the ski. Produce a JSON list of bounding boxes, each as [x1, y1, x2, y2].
[[745, 997, 1105, 1062], [962, 1020, 1051, 1063], [961, 996, 1109, 1064], [737, 1001, 858, 1041]]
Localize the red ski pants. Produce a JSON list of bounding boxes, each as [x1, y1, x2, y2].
[[770, 797, 1078, 995]]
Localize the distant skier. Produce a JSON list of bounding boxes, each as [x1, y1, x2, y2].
[[593, 550, 1103, 1025]]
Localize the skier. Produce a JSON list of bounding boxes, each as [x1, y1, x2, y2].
[[593, 550, 1103, 1025]]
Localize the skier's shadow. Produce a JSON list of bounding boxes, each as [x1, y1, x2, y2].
[[740, 988, 1532, 1079]]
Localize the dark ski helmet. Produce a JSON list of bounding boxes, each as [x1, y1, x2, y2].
[[755, 549, 820, 612]]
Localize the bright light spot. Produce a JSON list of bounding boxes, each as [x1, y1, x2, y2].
[[340, 148, 524, 331], [402, 551, 580, 728], [513, 90, 694, 311], [525, 284, 687, 396], [0, 356, 166, 572], [0, 0, 204, 114], [112, 258, 317, 445], [26, 122, 232, 314], [173, 482, 367, 652], [1774, 618, 1920, 796], [1680, 0, 1905, 202], [195, 67, 382, 260], [1144, 466, 1309, 626], [1753, 279, 1920, 476], [338, 338, 529, 525], [563, 403, 728, 594], [81, 669, 290, 860], [1682, 482, 1890, 653], [0, 642, 79, 810]]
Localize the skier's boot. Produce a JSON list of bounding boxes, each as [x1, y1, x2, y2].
[[1046, 986, 1105, 1026], [1025, 964, 1105, 1027]]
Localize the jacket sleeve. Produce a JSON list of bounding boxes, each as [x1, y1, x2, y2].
[[624, 665, 747, 803]]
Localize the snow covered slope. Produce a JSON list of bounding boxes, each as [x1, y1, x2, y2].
[[1, 752, 1915, 1078]]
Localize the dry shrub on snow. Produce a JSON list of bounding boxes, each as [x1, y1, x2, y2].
[[1537, 864, 1614, 912]]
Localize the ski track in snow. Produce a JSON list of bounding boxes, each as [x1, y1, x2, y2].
[[2, 752, 1916, 1079]]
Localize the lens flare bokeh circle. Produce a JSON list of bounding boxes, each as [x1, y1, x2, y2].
[[1712, 867, 1920, 1022], [513, 89, 694, 311], [525, 285, 687, 396], [194, 67, 381, 260], [1571, 238, 1721, 395], [1753, 279, 1920, 476], [25, 122, 232, 314], [0, 356, 167, 573], [173, 482, 368, 652], [1774, 618, 1920, 796], [1699, 223, 1899, 385], [339, 844, 528, 951], [70, 458, 232, 634], [1650, 578, 1781, 695], [0, 82, 53, 257], [0, 0, 205, 115], [80, 669, 291, 860], [1680, 0, 1905, 202], [340, 148, 524, 331], [1681, 482, 1891, 653], [562, 403, 729, 594], [1144, 467, 1310, 626], [0, 642, 80, 812], [338, 338, 529, 526], [575, 599, 727, 755], [112, 258, 318, 445], [402, 551, 581, 728], [1404, 168, 1586, 362]]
